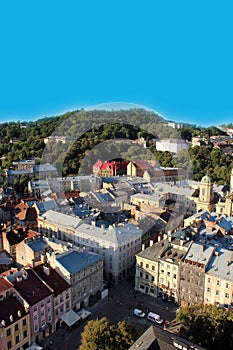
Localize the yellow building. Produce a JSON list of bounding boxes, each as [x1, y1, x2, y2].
[[204, 248, 233, 309], [0, 295, 31, 350], [135, 235, 190, 302]]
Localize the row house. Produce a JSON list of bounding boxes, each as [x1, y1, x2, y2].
[[48, 249, 103, 311], [7, 269, 54, 344], [179, 243, 215, 306], [33, 264, 72, 330], [0, 277, 30, 350], [204, 248, 233, 309], [135, 234, 190, 302]]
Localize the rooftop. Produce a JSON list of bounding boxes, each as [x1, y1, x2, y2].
[[56, 250, 103, 275], [7, 269, 52, 306], [41, 210, 82, 230], [0, 295, 28, 328], [27, 237, 48, 252], [33, 264, 70, 297]]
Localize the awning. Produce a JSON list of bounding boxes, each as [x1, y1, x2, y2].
[[76, 308, 91, 319], [25, 343, 43, 350], [60, 310, 81, 327]]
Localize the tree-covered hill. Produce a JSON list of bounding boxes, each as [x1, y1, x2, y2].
[[0, 109, 231, 185]]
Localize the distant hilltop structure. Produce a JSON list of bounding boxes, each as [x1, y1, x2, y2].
[[44, 136, 77, 144], [167, 121, 196, 129]]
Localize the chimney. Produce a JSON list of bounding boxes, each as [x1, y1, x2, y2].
[[158, 235, 161, 242], [142, 244, 145, 251], [43, 265, 50, 276], [180, 239, 183, 246], [149, 240, 154, 247]]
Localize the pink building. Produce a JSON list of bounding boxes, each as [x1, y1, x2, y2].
[[7, 268, 54, 343]]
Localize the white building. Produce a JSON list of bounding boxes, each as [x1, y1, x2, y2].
[[155, 138, 189, 155]]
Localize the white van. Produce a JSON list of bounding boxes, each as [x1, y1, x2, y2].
[[147, 312, 163, 324]]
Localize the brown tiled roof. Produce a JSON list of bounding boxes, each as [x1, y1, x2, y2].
[[10, 269, 52, 306], [15, 202, 28, 211], [5, 227, 38, 246], [0, 276, 13, 293], [33, 264, 70, 297], [0, 295, 28, 327], [15, 207, 37, 222]]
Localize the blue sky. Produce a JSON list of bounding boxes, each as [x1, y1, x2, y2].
[[0, 1, 233, 126]]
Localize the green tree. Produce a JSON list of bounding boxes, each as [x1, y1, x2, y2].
[[79, 317, 140, 350], [176, 304, 233, 350]]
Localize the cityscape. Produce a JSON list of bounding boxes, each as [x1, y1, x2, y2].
[[0, 110, 233, 350]]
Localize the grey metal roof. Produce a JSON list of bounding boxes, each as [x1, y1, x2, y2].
[[206, 248, 233, 281], [35, 200, 57, 214], [56, 251, 103, 274], [184, 242, 215, 266], [41, 210, 82, 229], [76, 222, 142, 245]]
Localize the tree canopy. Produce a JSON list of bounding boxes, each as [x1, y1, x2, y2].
[[176, 304, 233, 350], [79, 317, 141, 350]]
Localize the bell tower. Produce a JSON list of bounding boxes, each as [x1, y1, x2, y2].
[[197, 175, 213, 212]]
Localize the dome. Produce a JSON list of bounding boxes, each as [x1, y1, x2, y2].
[[201, 175, 212, 183]]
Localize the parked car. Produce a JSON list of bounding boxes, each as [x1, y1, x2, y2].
[[133, 308, 145, 318], [147, 312, 163, 324]]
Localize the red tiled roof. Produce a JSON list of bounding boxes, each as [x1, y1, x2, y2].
[[15, 207, 37, 222], [0, 277, 13, 293], [93, 160, 103, 168], [33, 264, 70, 297], [10, 269, 52, 306]]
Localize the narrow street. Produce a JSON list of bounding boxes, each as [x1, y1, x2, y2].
[[42, 280, 178, 350]]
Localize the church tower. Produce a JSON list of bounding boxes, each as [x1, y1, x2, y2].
[[196, 175, 214, 212]]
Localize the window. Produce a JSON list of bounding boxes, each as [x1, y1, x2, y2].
[[145, 274, 149, 280], [226, 283, 229, 289], [34, 325, 38, 332], [216, 290, 220, 295], [23, 330, 28, 338], [15, 335, 20, 344], [173, 274, 177, 279], [22, 319, 27, 326], [15, 324, 19, 332], [146, 264, 149, 269], [217, 280, 221, 286], [6, 329, 11, 337], [7, 341, 12, 350], [208, 277, 211, 283], [152, 265, 155, 271], [41, 302, 44, 308], [207, 287, 211, 292], [225, 293, 229, 298], [151, 276, 154, 282], [140, 272, 143, 278]]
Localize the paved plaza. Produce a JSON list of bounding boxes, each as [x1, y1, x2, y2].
[[42, 280, 178, 350]]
